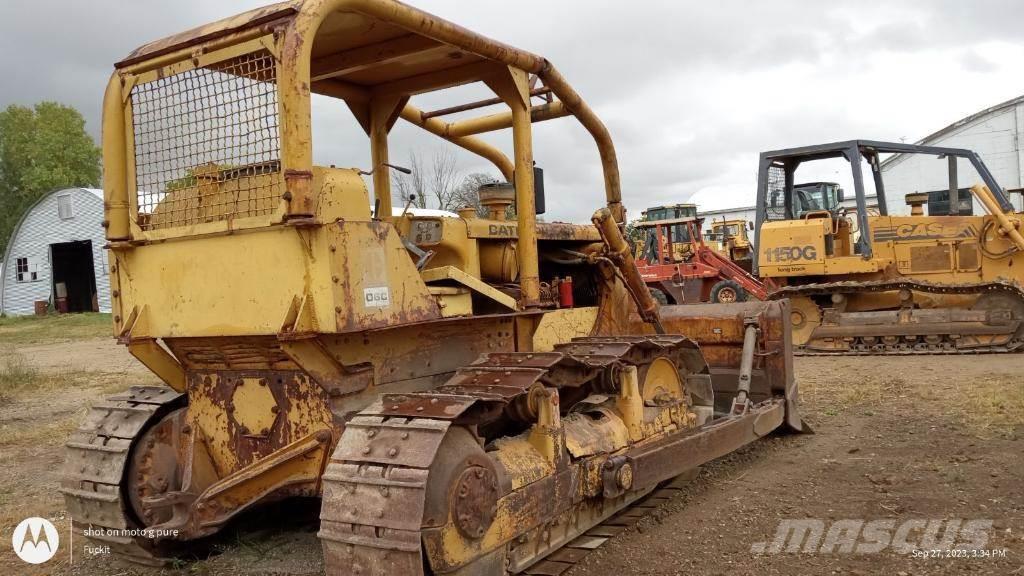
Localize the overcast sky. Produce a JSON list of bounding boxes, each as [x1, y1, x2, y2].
[[4, 0, 1024, 222]]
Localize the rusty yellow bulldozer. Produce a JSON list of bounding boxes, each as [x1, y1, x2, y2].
[[62, 1, 804, 574]]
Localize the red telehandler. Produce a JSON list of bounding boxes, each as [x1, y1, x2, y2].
[[636, 215, 768, 304]]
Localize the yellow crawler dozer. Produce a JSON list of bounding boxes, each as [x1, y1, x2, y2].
[[706, 218, 755, 270], [63, 1, 804, 574], [754, 140, 1024, 354]]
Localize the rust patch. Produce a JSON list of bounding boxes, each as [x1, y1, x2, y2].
[[167, 336, 298, 371], [117, 4, 297, 68], [452, 465, 499, 539], [379, 393, 477, 419], [536, 222, 600, 242], [187, 369, 333, 470]]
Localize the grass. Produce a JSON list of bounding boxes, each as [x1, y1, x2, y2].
[[0, 353, 54, 405], [0, 353, 133, 399], [0, 312, 111, 345], [800, 370, 908, 415], [0, 352, 80, 442], [0, 411, 79, 446], [799, 358, 1023, 439], [0, 315, 143, 576], [954, 375, 1024, 439]]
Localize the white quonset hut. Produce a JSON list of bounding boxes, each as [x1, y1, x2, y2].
[[881, 95, 1024, 216], [1, 188, 110, 315]]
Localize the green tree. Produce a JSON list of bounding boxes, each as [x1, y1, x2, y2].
[[0, 102, 101, 254], [625, 218, 643, 244]]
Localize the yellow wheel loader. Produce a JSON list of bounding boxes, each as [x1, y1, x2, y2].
[[754, 140, 1024, 354], [62, 2, 804, 574]]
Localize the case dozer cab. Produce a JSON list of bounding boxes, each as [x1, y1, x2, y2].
[[754, 140, 1024, 354], [63, 2, 804, 574]]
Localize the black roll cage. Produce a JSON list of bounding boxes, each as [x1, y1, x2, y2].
[[752, 139, 1009, 275]]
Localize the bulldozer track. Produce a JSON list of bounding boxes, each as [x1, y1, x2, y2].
[[516, 473, 695, 576], [61, 385, 184, 566], [320, 335, 707, 576], [769, 278, 1024, 355]]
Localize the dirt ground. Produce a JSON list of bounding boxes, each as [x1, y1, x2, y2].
[[1, 314, 1021, 575]]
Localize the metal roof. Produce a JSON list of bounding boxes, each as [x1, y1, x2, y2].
[[118, 2, 297, 67], [880, 93, 1024, 170], [0, 187, 107, 315]]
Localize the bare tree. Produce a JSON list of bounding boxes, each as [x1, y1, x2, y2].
[[428, 148, 462, 211], [394, 151, 427, 209], [393, 148, 466, 211], [392, 149, 507, 214]]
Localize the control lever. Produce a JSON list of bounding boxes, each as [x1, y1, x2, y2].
[[397, 194, 434, 270], [401, 194, 417, 218]]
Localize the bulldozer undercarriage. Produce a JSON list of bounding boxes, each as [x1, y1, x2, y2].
[[63, 335, 790, 573], [321, 334, 787, 575], [772, 279, 1024, 355], [63, 386, 187, 565]]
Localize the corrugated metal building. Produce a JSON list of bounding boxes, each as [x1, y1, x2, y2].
[[1, 188, 110, 316], [695, 204, 758, 226], [881, 95, 1024, 216]]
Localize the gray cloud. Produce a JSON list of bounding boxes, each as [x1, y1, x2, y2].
[[3, 0, 1024, 221], [960, 49, 998, 73]]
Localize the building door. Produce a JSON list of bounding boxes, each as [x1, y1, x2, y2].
[[49, 240, 98, 313]]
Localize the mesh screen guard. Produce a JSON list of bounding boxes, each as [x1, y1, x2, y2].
[[130, 49, 283, 230], [765, 164, 787, 221]]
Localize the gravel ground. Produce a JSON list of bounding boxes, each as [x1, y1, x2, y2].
[[1, 331, 1021, 576]]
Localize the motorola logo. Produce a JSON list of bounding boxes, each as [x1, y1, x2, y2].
[[12, 517, 59, 564]]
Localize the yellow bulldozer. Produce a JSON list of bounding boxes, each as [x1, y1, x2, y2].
[[62, 2, 804, 574], [754, 140, 1024, 354], [705, 218, 755, 270]]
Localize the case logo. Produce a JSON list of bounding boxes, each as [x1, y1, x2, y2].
[[873, 223, 978, 242]]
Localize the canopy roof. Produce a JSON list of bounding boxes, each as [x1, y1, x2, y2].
[[113, 0, 624, 220], [117, 0, 546, 98], [635, 216, 701, 228]]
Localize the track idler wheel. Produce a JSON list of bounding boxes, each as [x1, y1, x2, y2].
[[972, 291, 1024, 345], [422, 427, 507, 575], [788, 295, 822, 346], [636, 356, 686, 405], [127, 407, 188, 528]]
